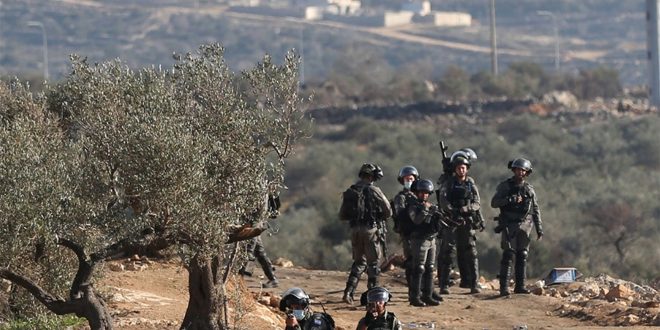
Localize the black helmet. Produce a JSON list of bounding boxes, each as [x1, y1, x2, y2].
[[397, 165, 419, 184], [460, 148, 478, 161], [279, 287, 310, 311], [359, 163, 384, 181], [366, 287, 392, 303], [508, 158, 533, 174], [451, 156, 471, 169], [412, 179, 434, 194]]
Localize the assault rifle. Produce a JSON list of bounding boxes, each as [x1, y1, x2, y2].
[[439, 140, 452, 176]]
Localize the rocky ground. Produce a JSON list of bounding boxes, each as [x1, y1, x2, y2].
[[98, 256, 659, 329]]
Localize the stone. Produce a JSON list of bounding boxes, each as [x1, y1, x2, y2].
[[606, 284, 633, 302], [109, 263, 125, 272], [273, 257, 294, 268]]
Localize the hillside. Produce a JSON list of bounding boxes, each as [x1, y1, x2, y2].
[[99, 258, 659, 329], [0, 0, 648, 85]]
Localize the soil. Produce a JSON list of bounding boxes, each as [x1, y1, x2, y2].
[[98, 259, 657, 329]]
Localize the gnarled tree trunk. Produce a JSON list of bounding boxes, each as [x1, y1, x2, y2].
[[181, 255, 223, 330], [0, 238, 115, 330]]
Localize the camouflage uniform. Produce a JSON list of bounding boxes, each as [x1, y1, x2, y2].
[[491, 175, 543, 295], [406, 179, 442, 306], [437, 175, 482, 293], [356, 311, 402, 330], [391, 188, 417, 286], [241, 235, 278, 287], [342, 179, 392, 304]]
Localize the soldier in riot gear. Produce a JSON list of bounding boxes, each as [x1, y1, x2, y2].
[[437, 156, 483, 294], [406, 179, 442, 307], [280, 287, 335, 330], [356, 287, 402, 330], [340, 163, 393, 305], [391, 165, 419, 288], [491, 158, 543, 296]]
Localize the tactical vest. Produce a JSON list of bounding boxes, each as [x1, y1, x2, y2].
[[361, 311, 399, 330], [448, 180, 473, 208], [501, 180, 532, 219]]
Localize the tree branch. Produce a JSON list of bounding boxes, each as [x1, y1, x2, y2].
[[0, 269, 76, 315]]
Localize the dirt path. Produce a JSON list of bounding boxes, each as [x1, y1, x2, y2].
[[99, 260, 654, 329]]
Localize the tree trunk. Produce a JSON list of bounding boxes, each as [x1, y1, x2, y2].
[[78, 285, 114, 330], [0, 270, 113, 330], [180, 256, 223, 330]]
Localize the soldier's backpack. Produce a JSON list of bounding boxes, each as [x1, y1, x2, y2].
[[339, 184, 367, 221], [339, 185, 380, 223]]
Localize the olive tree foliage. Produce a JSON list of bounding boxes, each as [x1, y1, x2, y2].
[[0, 81, 91, 321], [0, 44, 308, 330]]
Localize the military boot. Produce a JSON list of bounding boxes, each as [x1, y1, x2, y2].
[[469, 257, 481, 294], [421, 269, 441, 306], [262, 264, 278, 287], [514, 251, 530, 294], [342, 276, 359, 304], [438, 265, 451, 294], [499, 251, 514, 297], [367, 277, 379, 290], [409, 268, 426, 307]]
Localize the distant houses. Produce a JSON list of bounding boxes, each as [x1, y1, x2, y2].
[[226, 0, 472, 28]]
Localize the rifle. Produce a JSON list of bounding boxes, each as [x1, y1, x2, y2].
[[439, 140, 452, 176], [473, 209, 486, 232], [377, 221, 388, 262]]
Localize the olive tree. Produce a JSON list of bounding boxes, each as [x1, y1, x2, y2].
[[0, 81, 108, 325], [1, 44, 307, 330]]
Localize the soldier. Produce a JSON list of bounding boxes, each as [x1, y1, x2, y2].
[[280, 287, 335, 330], [391, 165, 419, 287], [436, 148, 480, 290], [339, 163, 393, 304], [356, 287, 403, 330], [239, 193, 281, 288], [437, 155, 483, 294], [491, 158, 543, 296], [406, 179, 442, 307]]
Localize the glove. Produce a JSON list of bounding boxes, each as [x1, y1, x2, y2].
[[459, 205, 470, 214], [478, 221, 485, 232], [536, 230, 544, 240]]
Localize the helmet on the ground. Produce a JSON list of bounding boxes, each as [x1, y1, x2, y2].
[[366, 287, 392, 304], [279, 287, 310, 311], [459, 148, 478, 161], [397, 165, 419, 184], [359, 163, 384, 181], [508, 158, 533, 174], [412, 179, 434, 194], [451, 156, 471, 169]]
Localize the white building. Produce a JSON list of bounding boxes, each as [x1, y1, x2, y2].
[[432, 11, 472, 27], [401, 0, 431, 16]]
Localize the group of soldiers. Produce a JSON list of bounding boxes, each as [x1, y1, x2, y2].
[[250, 146, 544, 329], [339, 146, 544, 309]]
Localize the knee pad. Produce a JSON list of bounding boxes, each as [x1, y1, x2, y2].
[[516, 250, 528, 261], [415, 265, 425, 274]]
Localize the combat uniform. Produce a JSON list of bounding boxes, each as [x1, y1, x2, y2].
[[391, 188, 417, 285], [437, 175, 482, 293], [406, 181, 441, 306], [491, 175, 543, 295], [356, 311, 402, 330], [341, 178, 392, 304]]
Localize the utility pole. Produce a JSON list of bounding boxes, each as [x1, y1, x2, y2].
[[27, 21, 49, 81], [489, 0, 498, 76], [647, 0, 660, 106], [537, 10, 560, 71]]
